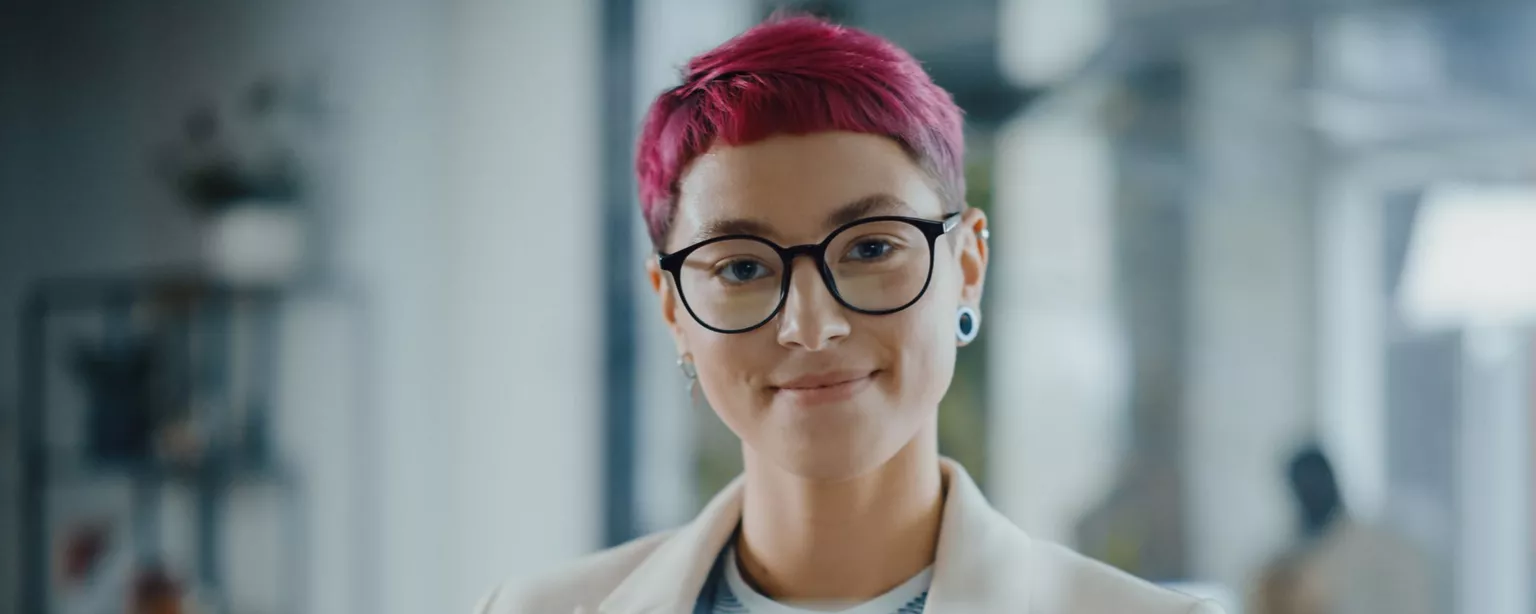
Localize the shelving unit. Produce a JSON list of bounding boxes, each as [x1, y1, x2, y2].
[[16, 274, 359, 614]]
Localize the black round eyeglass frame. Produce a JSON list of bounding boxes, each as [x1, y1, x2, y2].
[[657, 213, 963, 334]]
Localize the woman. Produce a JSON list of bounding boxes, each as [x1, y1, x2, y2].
[[480, 16, 1221, 614]]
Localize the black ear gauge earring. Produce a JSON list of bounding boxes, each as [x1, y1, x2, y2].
[[956, 306, 980, 344]]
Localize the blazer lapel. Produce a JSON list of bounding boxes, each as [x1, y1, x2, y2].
[[925, 459, 1037, 613], [595, 458, 1033, 614], [598, 476, 745, 614]]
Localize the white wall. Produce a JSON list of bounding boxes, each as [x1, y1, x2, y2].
[[312, 1, 607, 610]]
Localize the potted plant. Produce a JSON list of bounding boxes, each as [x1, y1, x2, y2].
[[158, 76, 318, 287]]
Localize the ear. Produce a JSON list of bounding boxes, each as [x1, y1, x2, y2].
[[956, 207, 989, 306], [647, 257, 689, 354]]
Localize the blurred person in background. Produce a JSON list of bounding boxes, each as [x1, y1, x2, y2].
[[1250, 445, 1434, 614], [477, 16, 1219, 614]]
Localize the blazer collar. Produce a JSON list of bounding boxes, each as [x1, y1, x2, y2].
[[598, 458, 1034, 614]]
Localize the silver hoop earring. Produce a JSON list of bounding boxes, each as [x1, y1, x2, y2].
[[677, 355, 698, 392], [956, 306, 981, 344]]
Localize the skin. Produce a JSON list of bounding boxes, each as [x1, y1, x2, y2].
[[646, 131, 989, 602]]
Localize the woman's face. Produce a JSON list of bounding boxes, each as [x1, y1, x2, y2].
[[648, 131, 988, 481]]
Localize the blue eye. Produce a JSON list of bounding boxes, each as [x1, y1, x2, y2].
[[717, 259, 773, 283], [846, 239, 895, 261]]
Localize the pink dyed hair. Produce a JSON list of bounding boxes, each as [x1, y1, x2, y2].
[[635, 16, 966, 249]]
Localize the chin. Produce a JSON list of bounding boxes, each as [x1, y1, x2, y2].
[[764, 418, 911, 482]]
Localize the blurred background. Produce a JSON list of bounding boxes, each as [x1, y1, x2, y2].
[[2, 0, 1534, 613]]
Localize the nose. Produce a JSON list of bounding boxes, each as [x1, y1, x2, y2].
[[775, 256, 851, 351]]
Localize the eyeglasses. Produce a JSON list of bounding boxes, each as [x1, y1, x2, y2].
[[658, 213, 962, 334]]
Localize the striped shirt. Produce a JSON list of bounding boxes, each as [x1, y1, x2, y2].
[[696, 545, 931, 614]]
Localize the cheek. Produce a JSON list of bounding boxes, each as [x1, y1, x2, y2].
[[874, 289, 958, 402], [683, 325, 774, 417], [913, 252, 965, 346]]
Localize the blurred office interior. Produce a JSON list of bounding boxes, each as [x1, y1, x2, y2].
[[2, 1, 1534, 613]]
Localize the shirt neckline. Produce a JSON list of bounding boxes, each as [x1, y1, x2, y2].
[[721, 544, 932, 614]]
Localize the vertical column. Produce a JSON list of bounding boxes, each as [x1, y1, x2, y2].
[[1457, 329, 1533, 614], [443, 0, 604, 606], [988, 94, 1126, 548], [1183, 27, 1318, 589], [331, 5, 452, 614]]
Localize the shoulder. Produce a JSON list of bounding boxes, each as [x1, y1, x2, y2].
[[473, 531, 674, 614], [1027, 540, 1225, 614]]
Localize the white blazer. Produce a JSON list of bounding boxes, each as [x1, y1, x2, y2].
[[477, 459, 1223, 614]]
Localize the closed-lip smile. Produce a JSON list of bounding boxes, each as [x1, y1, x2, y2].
[[772, 370, 877, 404]]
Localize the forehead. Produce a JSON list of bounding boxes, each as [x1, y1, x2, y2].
[[670, 131, 945, 248]]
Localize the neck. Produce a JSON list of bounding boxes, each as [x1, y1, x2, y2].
[[734, 421, 945, 602]]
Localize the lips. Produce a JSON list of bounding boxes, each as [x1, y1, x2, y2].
[[771, 370, 877, 405], [775, 371, 871, 390]]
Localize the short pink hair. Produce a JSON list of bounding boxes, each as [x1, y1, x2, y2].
[[635, 16, 966, 248]]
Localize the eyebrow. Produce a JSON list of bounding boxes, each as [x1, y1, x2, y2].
[[689, 193, 917, 244], [826, 193, 915, 228]]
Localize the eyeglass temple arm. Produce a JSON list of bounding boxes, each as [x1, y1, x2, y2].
[[943, 212, 990, 240]]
